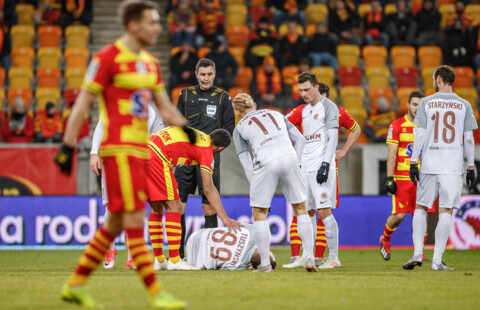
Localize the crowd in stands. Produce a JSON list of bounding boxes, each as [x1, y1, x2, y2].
[[0, 0, 92, 143], [166, 0, 480, 143]]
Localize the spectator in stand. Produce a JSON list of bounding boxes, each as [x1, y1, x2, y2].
[[266, 0, 307, 29], [206, 39, 237, 91], [291, 57, 311, 106], [445, 18, 470, 66], [307, 22, 337, 70], [329, 0, 361, 46], [62, 100, 89, 142], [365, 97, 397, 143], [415, 0, 444, 47], [277, 19, 306, 68], [61, 0, 93, 27], [2, 97, 34, 143], [38, 0, 61, 25], [363, 0, 389, 48], [245, 16, 278, 69], [386, 0, 416, 46], [170, 41, 198, 91], [168, 0, 196, 47], [2, 0, 38, 26], [195, 0, 224, 48], [34, 102, 63, 143], [251, 55, 282, 109], [445, 0, 475, 30], [470, 24, 480, 70]]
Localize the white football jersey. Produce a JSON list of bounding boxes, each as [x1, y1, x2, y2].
[[186, 224, 257, 270], [414, 92, 478, 175], [233, 109, 297, 168]]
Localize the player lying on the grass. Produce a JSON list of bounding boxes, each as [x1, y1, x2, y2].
[[186, 223, 276, 270], [232, 93, 317, 272], [405, 65, 477, 271], [146, 126, 242, 271], [285, 83, 360, 268], [90, 104, 165, 270]]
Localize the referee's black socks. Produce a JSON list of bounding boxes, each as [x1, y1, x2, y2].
[[179, 214, 186, 259], [204, 214, 218, 228]]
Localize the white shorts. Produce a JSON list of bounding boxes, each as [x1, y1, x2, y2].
[[303, 167, 336, 211], [250, 155, 306, 208], [101, 163, 109, 205], [416, 173, 463, 209]]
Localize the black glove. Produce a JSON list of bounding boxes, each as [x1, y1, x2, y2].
[[466, 169, 476, 191], [316, 162, 330, 184], [182, 126, 197, 144], [410, 163, 419, 186], [385, 177, 396, 195], [55, 144, 74, 175]]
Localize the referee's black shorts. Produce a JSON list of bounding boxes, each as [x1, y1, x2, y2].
[[175, 153, 220, 204]]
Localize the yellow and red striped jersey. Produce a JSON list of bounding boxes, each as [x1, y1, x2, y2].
[[386, 115, 416, 180], [82, 39, 166, 158]]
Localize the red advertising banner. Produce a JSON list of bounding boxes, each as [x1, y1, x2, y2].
[[0, 145, 77, 195]]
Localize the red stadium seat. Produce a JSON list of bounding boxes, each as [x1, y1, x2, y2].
[[394, 67, 418, 88], [338, 66, 362, 87], [64, 88, 80, 108]]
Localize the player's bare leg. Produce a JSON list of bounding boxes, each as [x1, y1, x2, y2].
[[292, 203, 317, 272], [380, 213, 406, 260], [317, 208, 341, 269], [431, 208, 454, 271], [404, 205, 428, 270], [252, 207, 273, 272], [149, 202, 167, 271]]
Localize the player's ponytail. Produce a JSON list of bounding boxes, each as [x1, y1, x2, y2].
[[233, 93, 255, 113]]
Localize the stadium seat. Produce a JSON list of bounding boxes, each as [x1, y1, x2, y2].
[[37, 25, 62, 48], [228, 47, 246, 67], [439, 4, 455, 29], [36, 68, 61, 88], [38, 47, 62, 69], [65, 67, 87, 89], [65, 25, 90, 48], [11, 47, 35, 68], [454, 88, 478, 110], [425, 88, 435, 96], [366, 67, 391, 89], [10, 25, 35, 48], [340, 87, 365, 110], [453, 66, 474, 88], [311, 66, 335, 89], [225, 0, 244, 4], [15, 4, 34, 25], [226, 4, 248, 26], [390, 46, 416, 69], [358, 3, 372, 18], [385, 3, 397, 15], [0, 67, 5, 88], [64, 47, 89, 69], [346, 107, 368, 143], [362, 46, 388, 68], [63, 88, 80, 108], [306, 24, 316, 37], [233, 66, 253, 89], [8, 88, 33, 109], [0, 89, 4, 105], [225, 26, 250, 48], [397, 87, 421, 115], [338, 66, 362, 87], [250, 5, 271, 26], [337, 44, 360, 67], [369, 88, 394, 115], [305, 3, 328, 25], [8, 67, 33, 89], [418, 46, 442, 69], [330, 87, 338, 103], [281, 65, 300, 86], [421, 67, 436, 89], [465, 4, 480, 26], [278, 23, 304, 37], [197, 47, 211, 59], [35, 88, 61, 110], [411, 0, 423, 14], [394, 67, 418, 88], [251, 0, 266, 5], [170, 86, 184, 105]]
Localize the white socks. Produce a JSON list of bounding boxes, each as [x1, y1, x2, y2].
[[433, 213, 452, 265], [412, 209, 427, 257], [297, 215, 314, 261], [104, 209, 116, 251], [254, 220, 271, 267], [310, 215, 317, 241], [322, 215, 339, 259]]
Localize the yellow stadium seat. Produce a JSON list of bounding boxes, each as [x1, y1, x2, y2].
[[465, 4, 480, 26], [369, 88, 394, 115], [15, 4, 34, 25], [439, 4, 455, 28], [278, 23, 304, 37], [65, 67, 87, 89], [281, 65, 300, 86], [226, 4, 248, 26], [8, 88, 33, 109], [418, 46, 443, 69], [35, 88, 61, 110], [64, 47, 90, 68], [340, 86, 365, 110], [65, 25, 90, 48], [366, 67, 391, 89], [11, 47, 35, 68], [228, 47, 246, 67], [390, 46, 416, 69], [36, 68, 61, 88], [329, 87, 338, 103], [37, 25, 62, 48], [234, 66, 253, 89], [453, 66, 474, 88], [225, 26, 250, 47], [385, 3, 397, 15], [8, 67, 33, 89], [397, 87, 422, 115], [454, 88, 478, 110], [358, 3, 372, 18], [37, 47, 62, 69], [347, 107, 368, 143], [225, 0, 245, 4], [0, 67, 5, 88], [10, 25, 35, 48], [306, 24, 316, 37], [305, 4, 329, 25], [421, 67, 436, 89], [362, 46, 388, 68], [337, 44, 360, 67], [311, 66, 335, 89]]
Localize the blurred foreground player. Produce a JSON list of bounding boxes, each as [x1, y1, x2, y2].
[[55, 1, 191, 308]]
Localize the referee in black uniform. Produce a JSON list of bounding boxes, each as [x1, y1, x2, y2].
[[176, 58, 235, 259]]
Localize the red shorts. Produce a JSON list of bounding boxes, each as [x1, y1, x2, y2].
[[146, 146, 180, 202], [102, 155, 148, 213], [392, 179, 436, 214]]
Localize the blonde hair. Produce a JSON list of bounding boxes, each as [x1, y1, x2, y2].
[[233, 93, 255, 112]]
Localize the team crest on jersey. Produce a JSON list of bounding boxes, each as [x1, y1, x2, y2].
[[321, 192, 328, 199], [131, 89, 151, 119], [314, 113, 319, 120], [135, 61, 148, 75], [450, 196, 480, 249], [206, 105, 217, 117]]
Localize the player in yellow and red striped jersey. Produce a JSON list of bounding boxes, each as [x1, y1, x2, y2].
[[380, 91, 435, 261], [146, 126, 242, 270], [284, 83, 361, 268]]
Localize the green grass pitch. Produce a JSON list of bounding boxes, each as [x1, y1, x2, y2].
[[1, 248, 479, 310]]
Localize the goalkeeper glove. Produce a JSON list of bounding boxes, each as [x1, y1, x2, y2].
[[466, 169, 476, 192], [316, 162, 330, 184], [55, 144, 74, 175], [385, 177, 396, 195], [410, 163, 419, 186], [182, 126, 197, 144]]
